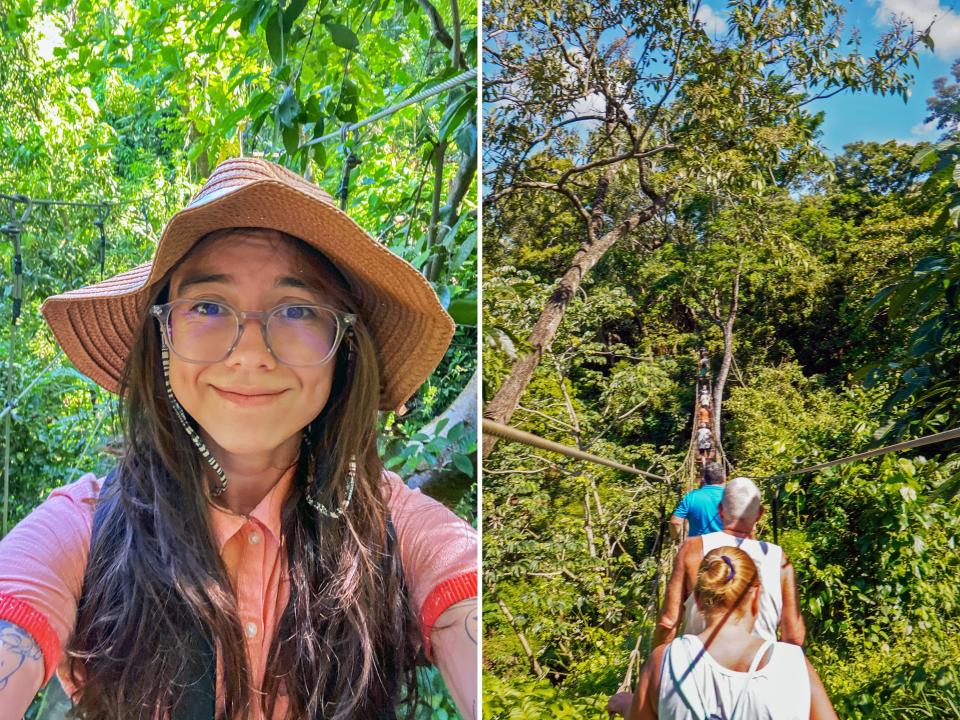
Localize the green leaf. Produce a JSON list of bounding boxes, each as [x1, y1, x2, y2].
[[282, 124, 300, 156], [242, 0, 272, 34], [249, 110, 269, 138], [265, 8, 284, 66], [451, 453, 473, 478], [246, 90, 276, 118], [187, 137, 208, 163], [448, 294, 477, 326], [455, 119, 477, 157], [438, 89, 474, 143], [202, 3, 236, 35], [277, 85, 300, 127], [912, 145, 938, 171], [452, 230, 476, 268], [335, 105, 358, 123], [325, 22, 359, 51], [160, 45, 180, 71], [283, 0, 309, 32]]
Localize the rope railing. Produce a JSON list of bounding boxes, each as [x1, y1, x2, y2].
[[482, 418, 668, 481]]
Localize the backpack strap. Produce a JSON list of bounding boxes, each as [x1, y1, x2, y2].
[[92, 469, 216, 720], [374, 516, 400, 720]]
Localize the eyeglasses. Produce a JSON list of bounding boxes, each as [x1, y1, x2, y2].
[[151, 299, 356, 367]]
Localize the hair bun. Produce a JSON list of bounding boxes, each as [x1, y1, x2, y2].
[[695, 547, 759, 613]]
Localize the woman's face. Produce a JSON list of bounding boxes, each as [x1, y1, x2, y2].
[[165, 231, 338, 459]]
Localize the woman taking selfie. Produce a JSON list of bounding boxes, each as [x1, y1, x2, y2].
[[0, 158, 477, 719]]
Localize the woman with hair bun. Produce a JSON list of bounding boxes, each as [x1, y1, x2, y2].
[[623, 547, 837, 720]]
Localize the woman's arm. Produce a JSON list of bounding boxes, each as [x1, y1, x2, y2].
[[384, 473, 478, 717], [0, 473, 100, 715], [806, 657, 839, 720], [0, 620, 45, 720], [627, 646, 664, 720], [430, 597, 477, 720]]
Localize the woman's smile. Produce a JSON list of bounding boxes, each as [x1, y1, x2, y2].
[[212, 385, 289, 406]]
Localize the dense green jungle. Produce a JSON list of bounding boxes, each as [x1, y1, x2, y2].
[[0, 0, 476, 716], [482, 1, 960, 717]]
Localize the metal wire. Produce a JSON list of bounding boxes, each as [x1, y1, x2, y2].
[[0, 194, 120, 209], [302, 69, 477, 149], [754, 425, 960, 483], [0, 352, 64, 423]]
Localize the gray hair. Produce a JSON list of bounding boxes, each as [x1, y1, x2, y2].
[[721, 477, 763, 525]]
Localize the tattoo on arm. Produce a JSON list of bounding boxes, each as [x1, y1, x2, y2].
[[464, 605, 477, 645], [0, 620, 42, 691]]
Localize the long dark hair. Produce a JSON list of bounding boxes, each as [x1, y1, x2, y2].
[[65, 229, 421, 719]]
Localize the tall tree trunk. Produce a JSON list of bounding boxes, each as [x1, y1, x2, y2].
[[482, 169, 659, 459], [711, 266, 741, 446]]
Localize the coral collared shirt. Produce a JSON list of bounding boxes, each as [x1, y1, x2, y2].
[[0, 466, 477, 717]]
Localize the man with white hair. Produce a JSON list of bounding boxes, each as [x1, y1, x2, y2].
[[654, 476, 805, 646]]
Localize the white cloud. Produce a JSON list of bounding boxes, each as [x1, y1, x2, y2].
[[695, 4, 728, 38], [911, 118, 940, 137], [561, 46, 608, 122], [570, 92, 607, 118], [872, 0, 960, 59], [889, 119, 941, 144]]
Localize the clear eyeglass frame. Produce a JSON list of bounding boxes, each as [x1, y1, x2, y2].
[[150, 299, 357, 367]]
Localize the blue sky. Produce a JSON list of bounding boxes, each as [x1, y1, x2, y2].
[[777, 1, 959, 155]]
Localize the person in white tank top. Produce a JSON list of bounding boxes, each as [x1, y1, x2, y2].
[[682, 532, 782, 640], [615, 547, 837, 720], [654, 477, 805, 648]]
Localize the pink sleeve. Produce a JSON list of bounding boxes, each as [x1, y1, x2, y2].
[[385, 472, 477, 658], [0, 473, 100, 686]]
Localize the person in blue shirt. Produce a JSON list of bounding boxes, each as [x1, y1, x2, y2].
[[670, 462, 725, 540]]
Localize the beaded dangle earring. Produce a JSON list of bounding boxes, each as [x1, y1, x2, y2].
[[303, 327, 357, 519], [160, 344, 229, 496]]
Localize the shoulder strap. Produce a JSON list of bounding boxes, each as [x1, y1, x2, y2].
[[90, 468, 216, 720], [728, 640, 774, 720]]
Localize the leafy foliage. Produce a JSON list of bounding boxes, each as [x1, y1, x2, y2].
[[483, 2, 960, 710]]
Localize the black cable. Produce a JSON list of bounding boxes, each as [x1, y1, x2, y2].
[[337, 128, 362, 211], [93, 203, 108, 280]]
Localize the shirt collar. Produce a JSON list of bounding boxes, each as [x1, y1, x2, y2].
[[207, 462, 298, 552]]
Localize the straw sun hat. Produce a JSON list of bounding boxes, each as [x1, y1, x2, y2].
[[41, 157, 455, 413]]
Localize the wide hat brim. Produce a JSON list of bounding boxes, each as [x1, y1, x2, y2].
[[41, 158, 455, 412]]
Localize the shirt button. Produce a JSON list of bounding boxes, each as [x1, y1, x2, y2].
[[245, 622, 258, 638], [249, 531, 261, 545]]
